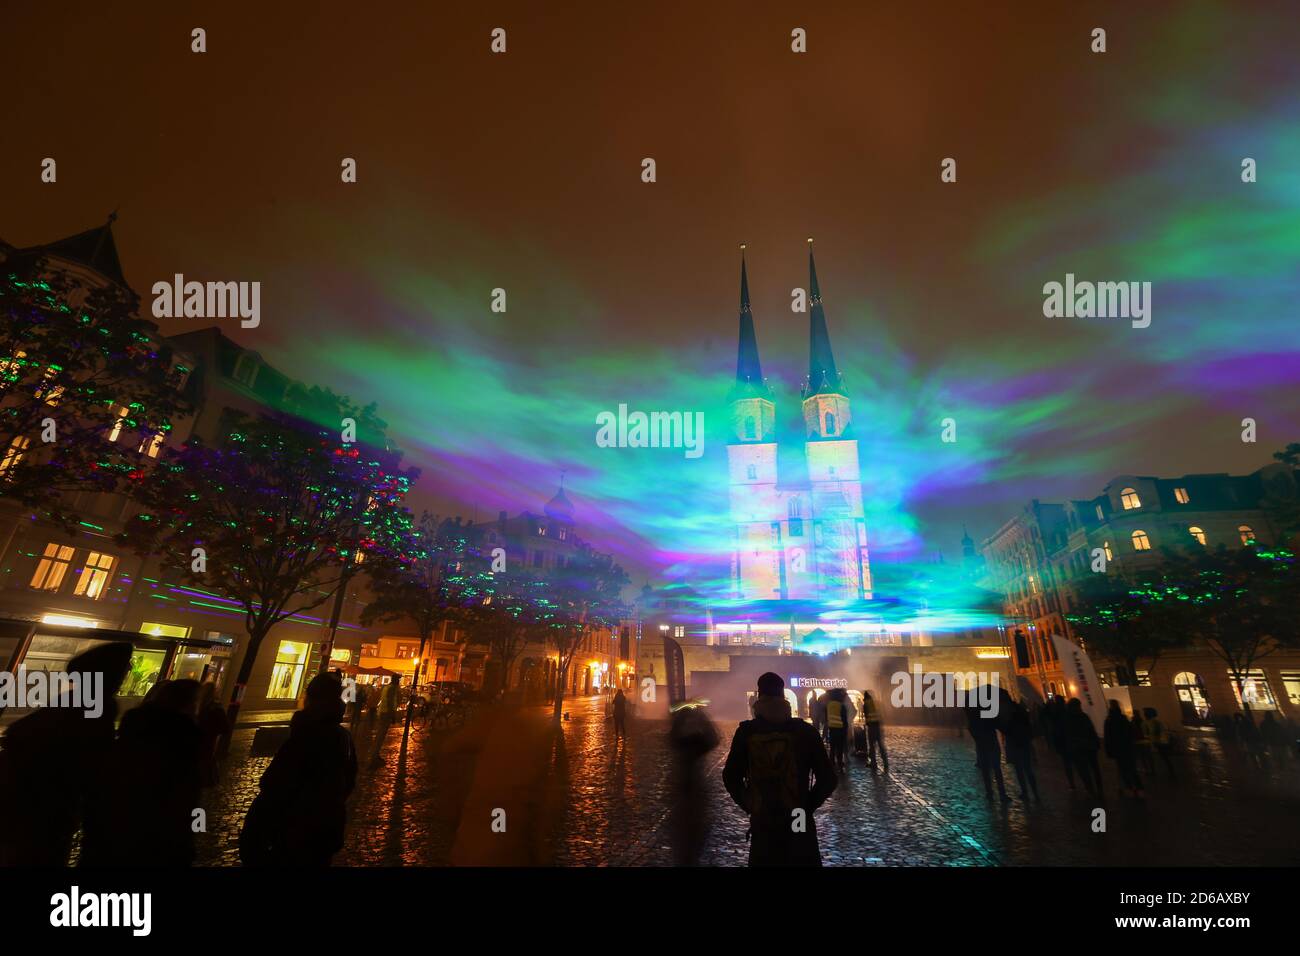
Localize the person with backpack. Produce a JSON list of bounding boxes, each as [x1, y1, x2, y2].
[[723, 672, 837, 866], [240, 672, 358, 866]]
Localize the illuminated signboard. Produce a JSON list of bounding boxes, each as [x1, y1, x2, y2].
[[789, 677, 848, 689]]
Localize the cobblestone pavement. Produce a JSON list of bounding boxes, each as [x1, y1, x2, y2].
[[195, 696, 1300, 866]]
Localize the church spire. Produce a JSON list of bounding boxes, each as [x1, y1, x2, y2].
[[805, 238, 843, 397], [733, 243, 766, 397]]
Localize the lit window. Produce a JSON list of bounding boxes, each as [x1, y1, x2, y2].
[[674, 626, 685, 638], [30, 543, 75, 591], [1131, 530, 1151, 551], [1103, 541, 1113, 561], [1095, 504, 1104, 521], [267, 640, 309, 700], [537, 525, 546, 536], [1120, 487, 1141, 510], [107, 406, 129, 442], [1188, 526, 1206, 546], [0, 349, 28, 386], [1229, 669, 1277, 711], [138, 431, 165, 457], [1238, 525, 1256, 546], [558, 528, 567, 541], [36, 368, 63, 406], [1174, 487, 1190, 504], [73, 551, 116, 600], [0, 436, 31, 478]]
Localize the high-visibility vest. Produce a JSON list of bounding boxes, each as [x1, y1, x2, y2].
[[827, 700, 845, 728], [862, 698, 879, 724]]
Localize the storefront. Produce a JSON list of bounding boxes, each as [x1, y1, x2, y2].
[[0, 617, 233, 721]]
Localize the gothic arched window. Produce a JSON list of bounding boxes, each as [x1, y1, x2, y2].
[[744, 416, 756, 439], [825, 412, 836, 434]]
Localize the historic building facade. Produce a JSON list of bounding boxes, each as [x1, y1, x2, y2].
[[981, 466, 1300, 723]]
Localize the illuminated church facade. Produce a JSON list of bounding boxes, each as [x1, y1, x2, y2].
[[727, 242, 873, 605]]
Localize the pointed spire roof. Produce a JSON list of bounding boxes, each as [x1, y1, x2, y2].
[[731, 243, 770, 401], [804, 238, 844, 397], [13, 213, 128, 288]]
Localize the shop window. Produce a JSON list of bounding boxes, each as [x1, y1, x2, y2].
[[1173, 671, 1211, 724], [30, 543, 75, 592], [73, 551, 116, 600], [141, 622, 189, 639], [1229, 670, 1277, 711], [1120, 487, 1141, 510], [122, 648, 166, 698], [1281, 672, 1300, 709], [268, 640, 310, 700]]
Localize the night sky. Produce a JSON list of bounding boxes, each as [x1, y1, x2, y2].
[[4, 1, 1298, 594]]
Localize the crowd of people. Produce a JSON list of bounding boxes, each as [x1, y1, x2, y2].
[[0, 641, 358, 867]]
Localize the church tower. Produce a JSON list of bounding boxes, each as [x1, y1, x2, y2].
[[801, 240, 871, 600], [726, 246, 781, 599]]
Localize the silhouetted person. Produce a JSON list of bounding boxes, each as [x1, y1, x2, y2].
[[1043, 696, 1075, 789], [1132, 711, 1154, 775], [1104, 700, 1142, 798], [811, 693, 828, 744], [668, 700, 720, 866], [1065, 698, 1103, 797], [1141, 707, 1176, 780], [240, 673, 358, 866], [381, 677, 400, 724], [966, 702, 1009, 801], [196, 681, 231, 789], [1234, 713, 1265, 770], [1003, 700, 1038, 802], [81, 679, 204, 866], [825, 688, 851, 771], [612, 688, 627, 740], [723, 673, 837, 866], [0, 641, 132, 866], [1260, 712, 1289, 766], [862, 690, 888, 772], [350, 682, 368, 726]]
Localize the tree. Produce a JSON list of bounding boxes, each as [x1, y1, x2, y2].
[[466, 564, 550, 699], [119, 398, 415, 726], [1183, 544, 1300, 716], [0, 259, 190, 523], [361, 513, 490, 738], [1065, 563, 1194, 685], [533, 546, 629, 720], [1261, 442, 1300, 548]]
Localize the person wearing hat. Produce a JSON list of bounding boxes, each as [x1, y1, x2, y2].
[[722, 672, 837, 866]]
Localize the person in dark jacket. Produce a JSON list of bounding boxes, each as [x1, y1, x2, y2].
[[240, 672, 358, 866], [1043, 696, 1075, 789], [612, 688, 627, 740], [81, 679, 204, 866], [722, 673, 837, 866], [0, 641, 132, 866], [1065, 698, 1103, 797], [1103, 700, 1143, 798], [195, 680, 231, 789], [966, 702, 1009, 801], [1003, 700, 1039, 802]]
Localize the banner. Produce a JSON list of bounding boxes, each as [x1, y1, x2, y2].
[[663, 636, 686, 707], [1050, 632, 1107, 733]]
